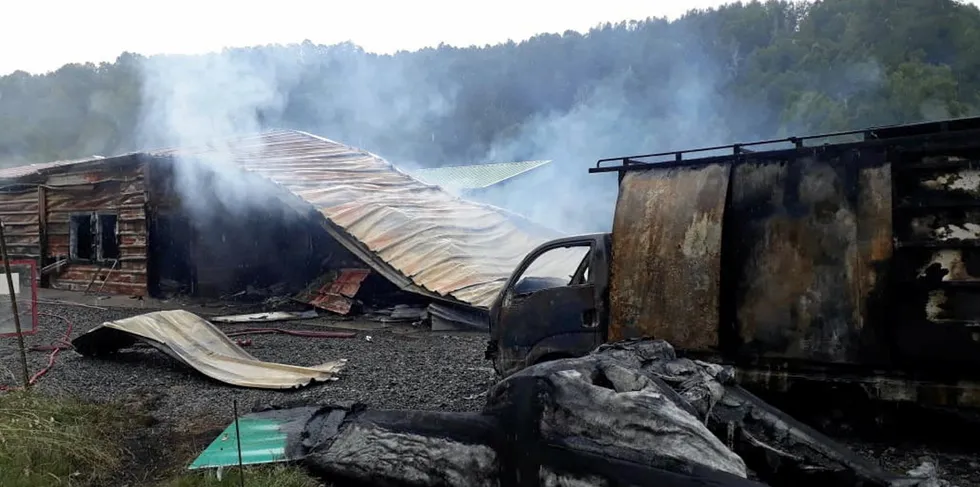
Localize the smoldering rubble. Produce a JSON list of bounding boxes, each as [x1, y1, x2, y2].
[[193, 339, 956, 487]]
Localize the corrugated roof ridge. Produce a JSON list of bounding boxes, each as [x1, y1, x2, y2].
[[207, 131, 558, 301], [419, 159, 552, 170], [469, 159, 551, 189], [286, 130, 562, 237], [406, 159, 552, 190]]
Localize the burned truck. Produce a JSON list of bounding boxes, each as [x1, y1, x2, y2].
[[485, 116, 980, 412]]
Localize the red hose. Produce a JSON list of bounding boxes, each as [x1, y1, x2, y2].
[[0, 312, 73, 392], [0, 315, 353, 391]]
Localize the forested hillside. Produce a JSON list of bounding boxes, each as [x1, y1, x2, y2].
[[1, 0, 978, 170]]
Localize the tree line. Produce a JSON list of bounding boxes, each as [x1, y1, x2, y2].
[[1, 0, 978, 168]]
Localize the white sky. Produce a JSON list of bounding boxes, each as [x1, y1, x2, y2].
[[6, 0, 980, 76], [2, 0, 735, 75]]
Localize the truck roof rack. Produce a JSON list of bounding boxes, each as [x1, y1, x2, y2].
[[591, 115, 980, 174]]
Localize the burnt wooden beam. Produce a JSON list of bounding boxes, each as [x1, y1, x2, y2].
[[37, 185, 48, 287]]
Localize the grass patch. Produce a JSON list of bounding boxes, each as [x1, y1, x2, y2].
[[163, 465, 324, 487], [0, 391, 324, 487], [0, 391, 134, 487]]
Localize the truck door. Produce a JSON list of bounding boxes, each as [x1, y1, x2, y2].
[[487, 235, 609, 377]]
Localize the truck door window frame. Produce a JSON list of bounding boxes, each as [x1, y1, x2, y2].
[[569, 250, 591, 286], [504, 241, 594, 304]]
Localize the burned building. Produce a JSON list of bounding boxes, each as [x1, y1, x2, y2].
[[0, 151, 342, 299], [0, 131, 563, 318]]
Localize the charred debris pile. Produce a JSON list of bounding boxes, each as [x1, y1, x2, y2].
[[186, 339, 958, 487]]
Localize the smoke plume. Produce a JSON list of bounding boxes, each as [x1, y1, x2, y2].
[[132, 33, 746, 236], [475, 32, 741, 234], [131, 16, 942, 239], [134, 42, 460, 225], [136, 48, 301, 223]]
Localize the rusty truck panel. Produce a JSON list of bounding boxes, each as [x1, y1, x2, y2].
[[728, 151, 891, 365], [854, 160, 894, 365], [563, 117, 980, 409], [609, 163, 730, 349], [607, 149, 898, 367], [593, 117, 980, 373], [890, 151, 980, 368]]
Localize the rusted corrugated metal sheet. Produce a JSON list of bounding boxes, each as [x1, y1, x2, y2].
[[296, 268, 371, 314], [608, 163, 730, 349], [407, 160, 552, 191], [71, 310, 347, 389], [152, 131, 565, 309]]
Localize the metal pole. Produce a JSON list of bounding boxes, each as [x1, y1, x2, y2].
[[233, 399, 245, 487], [0, 220, 29, 389]]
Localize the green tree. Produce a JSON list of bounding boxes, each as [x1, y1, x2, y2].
[[1, 0, 979, 167]]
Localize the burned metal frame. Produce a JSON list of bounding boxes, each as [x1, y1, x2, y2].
[[487, 233, 611, 377], [591, 115, 980, 174], [580, 115, 980, 409]]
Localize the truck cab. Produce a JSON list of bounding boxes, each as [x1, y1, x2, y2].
[[485, 233, 610, 377]]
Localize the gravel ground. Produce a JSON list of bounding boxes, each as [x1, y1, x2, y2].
[[1, 301, 977, 485], [0, 303, 495, 420], [0, 301, 496, 481]]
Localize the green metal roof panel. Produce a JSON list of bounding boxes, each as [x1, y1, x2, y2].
[[406, 160, 552, 190], [189, 407, 320, 469], [189, 417, 290, 469]]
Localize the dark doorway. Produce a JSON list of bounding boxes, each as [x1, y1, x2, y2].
[[147, 213, 195, 298]]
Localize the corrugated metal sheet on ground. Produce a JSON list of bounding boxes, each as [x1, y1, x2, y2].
[[189, 406, 320, 469], [152, 131, 569, 308], [405, 160, 552, 191], [296, 268, 370, 314], [71, 310, 347, 389]]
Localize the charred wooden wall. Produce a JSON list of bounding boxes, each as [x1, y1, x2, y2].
[[45, 162, 148, 295], [0, 154, 378, 302], [144, 159, 363, 299], [0, 188, 41, 262], [0, 156, 149, 296]]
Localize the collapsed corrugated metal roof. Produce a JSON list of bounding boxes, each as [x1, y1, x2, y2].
[[72, 310, 348, 389], [152, 130, 574, 309], [405, 160, 552, 191]]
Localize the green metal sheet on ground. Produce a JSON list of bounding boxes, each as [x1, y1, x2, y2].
[[189, 417, 288, 469], [188, 407, 320, 469]]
